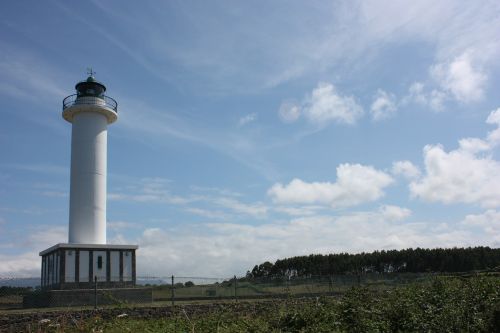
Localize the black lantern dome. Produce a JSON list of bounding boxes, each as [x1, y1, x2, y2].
[[75, 75, 106, 98]]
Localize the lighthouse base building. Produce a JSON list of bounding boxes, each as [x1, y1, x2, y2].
[[25, 245, 148, 308], [39, 244, 137, 290], [24, 73, 151, 307]]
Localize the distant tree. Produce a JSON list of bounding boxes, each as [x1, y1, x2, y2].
[[248, 247, 500, 278], [184, 281, 195, 287]]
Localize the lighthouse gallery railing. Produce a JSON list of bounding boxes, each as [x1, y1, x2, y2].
[[63, 94, 118, 112]]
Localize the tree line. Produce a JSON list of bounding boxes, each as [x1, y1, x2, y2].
[[248, 247, 500, 278]]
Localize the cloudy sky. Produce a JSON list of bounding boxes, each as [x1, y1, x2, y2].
[[1, 1, 500, 277]]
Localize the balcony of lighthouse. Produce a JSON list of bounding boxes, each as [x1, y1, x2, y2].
[[62, 76, 118, 124]]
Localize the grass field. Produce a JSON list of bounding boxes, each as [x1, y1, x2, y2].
[[8, 275, 498, 332], [0, 272, 470, 311], [151, 272, 432, 300]]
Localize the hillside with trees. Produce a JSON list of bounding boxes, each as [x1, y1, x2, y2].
[[248, 247, 500, 278]]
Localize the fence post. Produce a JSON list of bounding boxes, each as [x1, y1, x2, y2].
[[171, 275, 175, 306], [94, 276, 97, 310], [234, 275, 237, 302]]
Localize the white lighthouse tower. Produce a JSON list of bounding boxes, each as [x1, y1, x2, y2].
[[63, 71, 116, 244], [35, 71, 146, 305]]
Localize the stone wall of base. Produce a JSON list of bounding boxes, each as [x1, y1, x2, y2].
[[23, 288, 152, 308]]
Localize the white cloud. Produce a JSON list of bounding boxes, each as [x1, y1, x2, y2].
[[392, 160, 421, 179], [458, 138, 490, 154], [370, 89, 397, 121], [431, 51, 487, 103], [410, 144, 500, 208], [129, 206, 491, 276], [0, 225, 67, 276], [278, 83, 363, 126], [238, 113, 257, 126], [406, 82, 427, 105], [403, 82, 448, 112], [428, 90, 448, 112], [486, 108, 500, 145], [486, 108, 500, 125], [268, 163, 393, 208], [462, 210, 500, 242], [303, 82, 363, 125], [407, 50, 490, 111], [410, 109, 500, 208], [278, 101, 301, 123], [2, 208, 497, 277], [379, 205, 412, 222], [0, 252, 42, 277], [451, 108, 500, 154]]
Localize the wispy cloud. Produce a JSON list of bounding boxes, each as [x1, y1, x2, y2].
[[184, 208, 230, 220], [108, 221, 142, 231], [211, 197, 268, 219], [1, 163, 68, 176], [189, 186, 242, 198], [109, 176, 268, 219], [0, 44, 67, 102], [116, 96, 281, 180], [109, 177, 192, 205], [238, 113, 257, 127], [55, 1, 500, 101]]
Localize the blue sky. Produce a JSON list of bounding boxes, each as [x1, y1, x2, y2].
[[1, 1, 500, 277]]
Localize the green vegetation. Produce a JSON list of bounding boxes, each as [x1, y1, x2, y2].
[[0, 286, 35, 296], [250, 246, 500, 277], [0, 286, 36, 309], [34, 276, 498, 332]]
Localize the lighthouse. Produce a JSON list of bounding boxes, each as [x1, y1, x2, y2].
[[32, 71, 149, 307], [63, 72, 116, 244]]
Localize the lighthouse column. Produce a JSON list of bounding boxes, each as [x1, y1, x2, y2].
[[68, 111, 108, 244]]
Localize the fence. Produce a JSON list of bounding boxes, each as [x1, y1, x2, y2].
[[0, 272, 438, 311]]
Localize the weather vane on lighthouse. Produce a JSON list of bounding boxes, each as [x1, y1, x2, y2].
[[86, 67, 96, 77]]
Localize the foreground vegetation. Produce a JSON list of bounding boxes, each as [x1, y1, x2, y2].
[[35, 276, 499, 332]]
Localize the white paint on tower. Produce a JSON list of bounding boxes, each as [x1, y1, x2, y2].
[[68, 111, 108, 243], [62, 75, 118, 244]]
